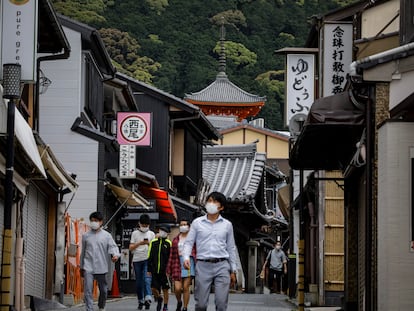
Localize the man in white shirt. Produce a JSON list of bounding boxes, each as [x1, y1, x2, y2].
[[80, 212, 120, 311], [129, 214, 155, 310], [183, 192, 237, 311]]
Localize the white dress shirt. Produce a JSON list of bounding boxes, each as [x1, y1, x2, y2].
[[182, 214, 237, 271]]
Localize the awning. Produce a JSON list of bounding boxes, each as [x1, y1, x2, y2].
[[106, 183, 150, 208], [0, 99, 47, 178], [139, 186, 177, 222], [171, 195, 201, 221], [277, 185, 290, 219], [289, 92, 365, 170], [38, 144, 78, 193]]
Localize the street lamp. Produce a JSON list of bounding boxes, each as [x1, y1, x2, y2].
[[1, 63, 21, 311], [3, 63, 21, 99]]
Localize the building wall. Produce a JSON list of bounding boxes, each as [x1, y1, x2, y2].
[[377, 122, 414, 310], [39, 27, 99, 220], [219, 128, 289, 159], [172, 128, 185, 176], [361, 0, 399, 38], [323, 171, 344, 306]]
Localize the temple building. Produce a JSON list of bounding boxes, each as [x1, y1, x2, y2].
[[184, 24, 266, 122]]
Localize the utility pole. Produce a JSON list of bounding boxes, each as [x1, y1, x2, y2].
[[0, 63, 21, 311]]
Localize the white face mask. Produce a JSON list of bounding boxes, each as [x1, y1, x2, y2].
[[275, 245, 281, 250], [140, 226, 149, 233], [179, 225, 189, 233], [205, 202, 219, 215], [158, 230, 168, 238], [90, 221, 100, 231]]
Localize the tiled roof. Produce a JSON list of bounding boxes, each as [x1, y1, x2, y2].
[[202, 143, 266, 202], [185, 72, 266, 104]]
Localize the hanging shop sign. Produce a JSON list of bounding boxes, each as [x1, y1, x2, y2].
[[286, 53, 315, 126], [321, 22, 353, 96], [0, 0, 38, 82], [117, 112, 152, 146]]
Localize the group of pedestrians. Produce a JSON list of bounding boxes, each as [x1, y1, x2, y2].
[[79, 191, 238, 311]]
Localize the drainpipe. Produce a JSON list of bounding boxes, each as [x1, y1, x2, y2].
[[34, 49, 70, 132], [308, 201, 316, 284], [349, 42, 414, 77]]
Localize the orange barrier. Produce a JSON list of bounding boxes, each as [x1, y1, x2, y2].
[[65, 214, 98, 304]]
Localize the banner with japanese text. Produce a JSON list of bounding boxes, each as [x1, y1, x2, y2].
[[322, 22, 353, 96], [286, 53, 315, 126]]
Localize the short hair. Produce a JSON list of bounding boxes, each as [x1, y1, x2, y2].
[[206, 191, 227, 208], [179, 218, 191, 226], [89, 211, 103, 221], [139, 214, 151, 225]]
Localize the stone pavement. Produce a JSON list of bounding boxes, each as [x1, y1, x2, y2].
[[58, 292, 297, 311]]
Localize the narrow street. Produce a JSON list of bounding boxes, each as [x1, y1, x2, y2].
[[58, 293, 297, 311]]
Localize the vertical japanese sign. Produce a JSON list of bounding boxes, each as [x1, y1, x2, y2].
[[0, 0, 38, 82], [117, 112, 152, 178], [286, 54, 315, 126], [322, 22, 353, 96], [119, 145, 136, 178]]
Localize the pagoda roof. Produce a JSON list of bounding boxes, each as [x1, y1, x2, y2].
[[184, 72, 266, 105]]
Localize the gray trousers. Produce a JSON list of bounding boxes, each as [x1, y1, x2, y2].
[[194, 260, 231, 311], [84, 272, 108, 311]]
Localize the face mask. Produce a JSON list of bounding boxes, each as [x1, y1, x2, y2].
[[90, 221, 100, 231], [205, 202, 219, 215], [179, 225, 189, 233], [158, 230, 168, 238], [275, 245, 281, 250], [140, 226, 149, 233]]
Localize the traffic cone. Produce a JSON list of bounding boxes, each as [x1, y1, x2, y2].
[[108, 269, 122, 298]]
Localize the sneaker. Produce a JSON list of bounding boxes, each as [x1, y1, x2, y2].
[[182, 308, 187, 311], [162, 306, 168, 311], [156, 297, 163, 311], [176, 301, 182, 311], [138, 302, 144, 310], [144, 300, 151, 310]]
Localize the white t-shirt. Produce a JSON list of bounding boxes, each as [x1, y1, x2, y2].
[[130, 229, 155, 262], [178, 235, 186, 256]]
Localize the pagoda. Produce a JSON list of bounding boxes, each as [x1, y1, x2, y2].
[[184, 24, 266, 121]]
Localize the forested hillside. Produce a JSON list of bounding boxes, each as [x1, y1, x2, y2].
[[51, 0, 357, 130]]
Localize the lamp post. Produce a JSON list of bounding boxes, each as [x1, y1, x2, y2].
[[1, 63, 21, 311]]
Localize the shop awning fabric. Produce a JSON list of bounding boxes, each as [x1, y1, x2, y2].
[[106, 183, 150, 208], [139, 186, 177, 222], [289, 92, 365, 170], [38, 144, 78, 193]]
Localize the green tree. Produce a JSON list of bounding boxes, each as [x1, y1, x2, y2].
[[51, 0, 107, 25], [99, 28, 161, 83]]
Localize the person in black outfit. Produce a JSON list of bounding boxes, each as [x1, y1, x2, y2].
[[148, 226, 172, 311]]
